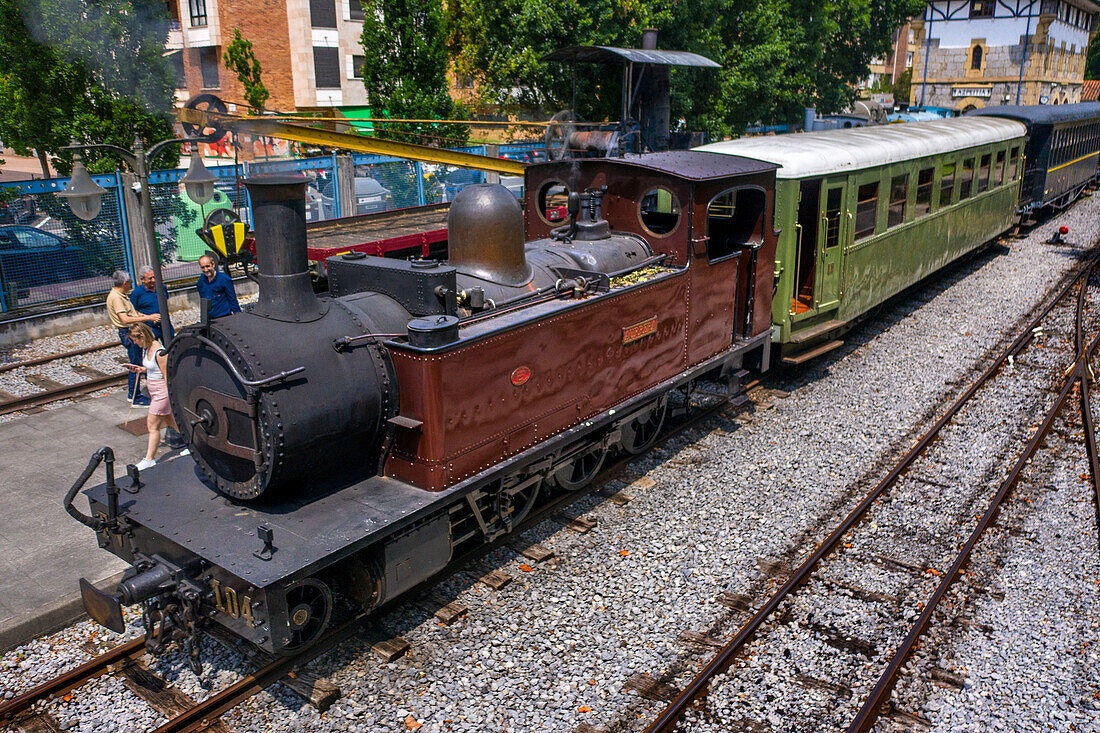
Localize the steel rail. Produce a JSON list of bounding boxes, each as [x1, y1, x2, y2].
[[1076, 267, 1100, 553], [643, 250, 1100, 733], [848, 271, 1100, 732], [0, 341, 118, 374], [0, 371, 128, 416], [0, 636, 146, 725]]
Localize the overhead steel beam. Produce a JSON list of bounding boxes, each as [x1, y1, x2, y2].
[[177, 108, 527, 176]]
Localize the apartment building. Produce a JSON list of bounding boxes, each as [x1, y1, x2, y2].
[[911, 0, 1098, 110], [165, 0, 371, 114]]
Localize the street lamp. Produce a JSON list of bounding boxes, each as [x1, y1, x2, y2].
[[61, 134, 217, 343]]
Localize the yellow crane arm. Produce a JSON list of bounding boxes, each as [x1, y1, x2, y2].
[[177, 107, 528, 176]]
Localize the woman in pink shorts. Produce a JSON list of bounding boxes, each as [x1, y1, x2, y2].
[[127, 323, 188, 470]]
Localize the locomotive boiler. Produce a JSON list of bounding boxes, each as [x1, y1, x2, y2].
[[71, 152, 778, 662]]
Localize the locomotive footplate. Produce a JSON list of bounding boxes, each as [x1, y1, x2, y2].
[[83, 460, 466, 654]]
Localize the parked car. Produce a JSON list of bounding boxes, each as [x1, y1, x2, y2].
[[0, 195, 37, 226], [305, 185, 336, 222], [0, 226, 92, 296], [354, 177, 393, 214]]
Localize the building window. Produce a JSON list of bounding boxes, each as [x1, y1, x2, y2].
[[167, 50, 185, 89], [971, 45, 983, 70], [188, 0, 207, 26], [310, 0, 337, 28], [199, 47, 219, 89], [854, 182, 879, 241], [352, 55, 365, 79], [349, 0, 364, 20], [314, 47, 341, 89], [970, 0, 994, 17]]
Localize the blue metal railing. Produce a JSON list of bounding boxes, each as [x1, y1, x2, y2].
[[0, 140, 544, 314]]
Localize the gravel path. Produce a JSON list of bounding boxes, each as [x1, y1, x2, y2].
[[1, 199, 1099, 732]]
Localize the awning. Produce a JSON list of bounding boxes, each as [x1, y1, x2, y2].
[[338, 106, 374, 133], [542, 46, 720, 68]]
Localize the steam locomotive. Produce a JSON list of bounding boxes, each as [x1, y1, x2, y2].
[[68, 106, 1100, 665], [69, 152, 778, 664]]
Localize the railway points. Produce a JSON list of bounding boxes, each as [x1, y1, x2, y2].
[[0, 192, 1097, 731]]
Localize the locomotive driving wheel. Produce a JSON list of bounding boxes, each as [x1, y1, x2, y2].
[[550, 442, 607, 491], [280, 578, 332, 653], [619, 397, 668, 455]]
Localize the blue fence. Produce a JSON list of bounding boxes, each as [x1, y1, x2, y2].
[[0, 141, 544, 314]]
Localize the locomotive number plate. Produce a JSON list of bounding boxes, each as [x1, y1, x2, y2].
[[211, 578, 257, 626], [622, 316, 658, 345]]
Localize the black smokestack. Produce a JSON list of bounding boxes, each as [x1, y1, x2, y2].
[[244, 176, 326, 322]]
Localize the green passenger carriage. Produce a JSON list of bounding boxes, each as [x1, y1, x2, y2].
[[699, 117, 1027, 362]]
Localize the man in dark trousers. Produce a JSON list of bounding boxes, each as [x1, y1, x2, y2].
[[105, 270, 159, 406], [196, 254, 241, 317], [129, 266, 166, 341]]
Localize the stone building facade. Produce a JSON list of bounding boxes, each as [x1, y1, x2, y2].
[[910, 0, 1098, 111]]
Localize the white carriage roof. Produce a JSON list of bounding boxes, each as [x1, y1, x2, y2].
[[696, 118, 1027, 179]]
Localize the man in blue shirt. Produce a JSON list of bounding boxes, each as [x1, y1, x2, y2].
[[129, 265, 167, 341], [196, 254, 242, 318]]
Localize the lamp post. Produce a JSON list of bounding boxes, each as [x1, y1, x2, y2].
[[61, 135, 216, 345]]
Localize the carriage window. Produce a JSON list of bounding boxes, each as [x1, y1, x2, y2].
[[639, 187, 681, 236], [976, 153, 991, 193], [537, 181, 570, 224], [914, 167, 934, 216], [994, 150, 1006, 186], [940, 162, 956, 207], [824, 188, 843, 248], [854, 182, 879, 241], [959, 158, 975, 199], [1009, 146, 1020, 178], [706, 187, 765, 262], [888, 174, 908, 227]]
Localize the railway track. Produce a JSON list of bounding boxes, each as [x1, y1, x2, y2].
[[639, 251, 1100, 731], [0, 341, 127, 416]]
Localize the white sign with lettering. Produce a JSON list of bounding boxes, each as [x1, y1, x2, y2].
[[952, 86, 993, 98]]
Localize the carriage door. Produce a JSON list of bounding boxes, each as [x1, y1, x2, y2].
[[816, 181, 847, 310]]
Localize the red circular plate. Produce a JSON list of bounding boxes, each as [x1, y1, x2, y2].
[[511, 366, 532, 386]]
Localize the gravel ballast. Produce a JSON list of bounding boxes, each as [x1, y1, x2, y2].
[[2, 201, 1099, 732]]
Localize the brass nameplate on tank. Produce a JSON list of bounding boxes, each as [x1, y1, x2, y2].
[[622, 316, 658, 345]]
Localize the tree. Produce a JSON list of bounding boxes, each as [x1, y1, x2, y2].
[[224, 28, 269, 113], [450, 0, 923, 137], [360, 0, 469, 145], [1087, 34, 1100, 79], [0, 0, 178, 177]]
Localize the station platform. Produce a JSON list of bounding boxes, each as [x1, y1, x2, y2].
[[0, 387, 190, 651]]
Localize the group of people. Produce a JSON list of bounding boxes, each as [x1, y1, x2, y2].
[[105, 254, 242, 470]]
